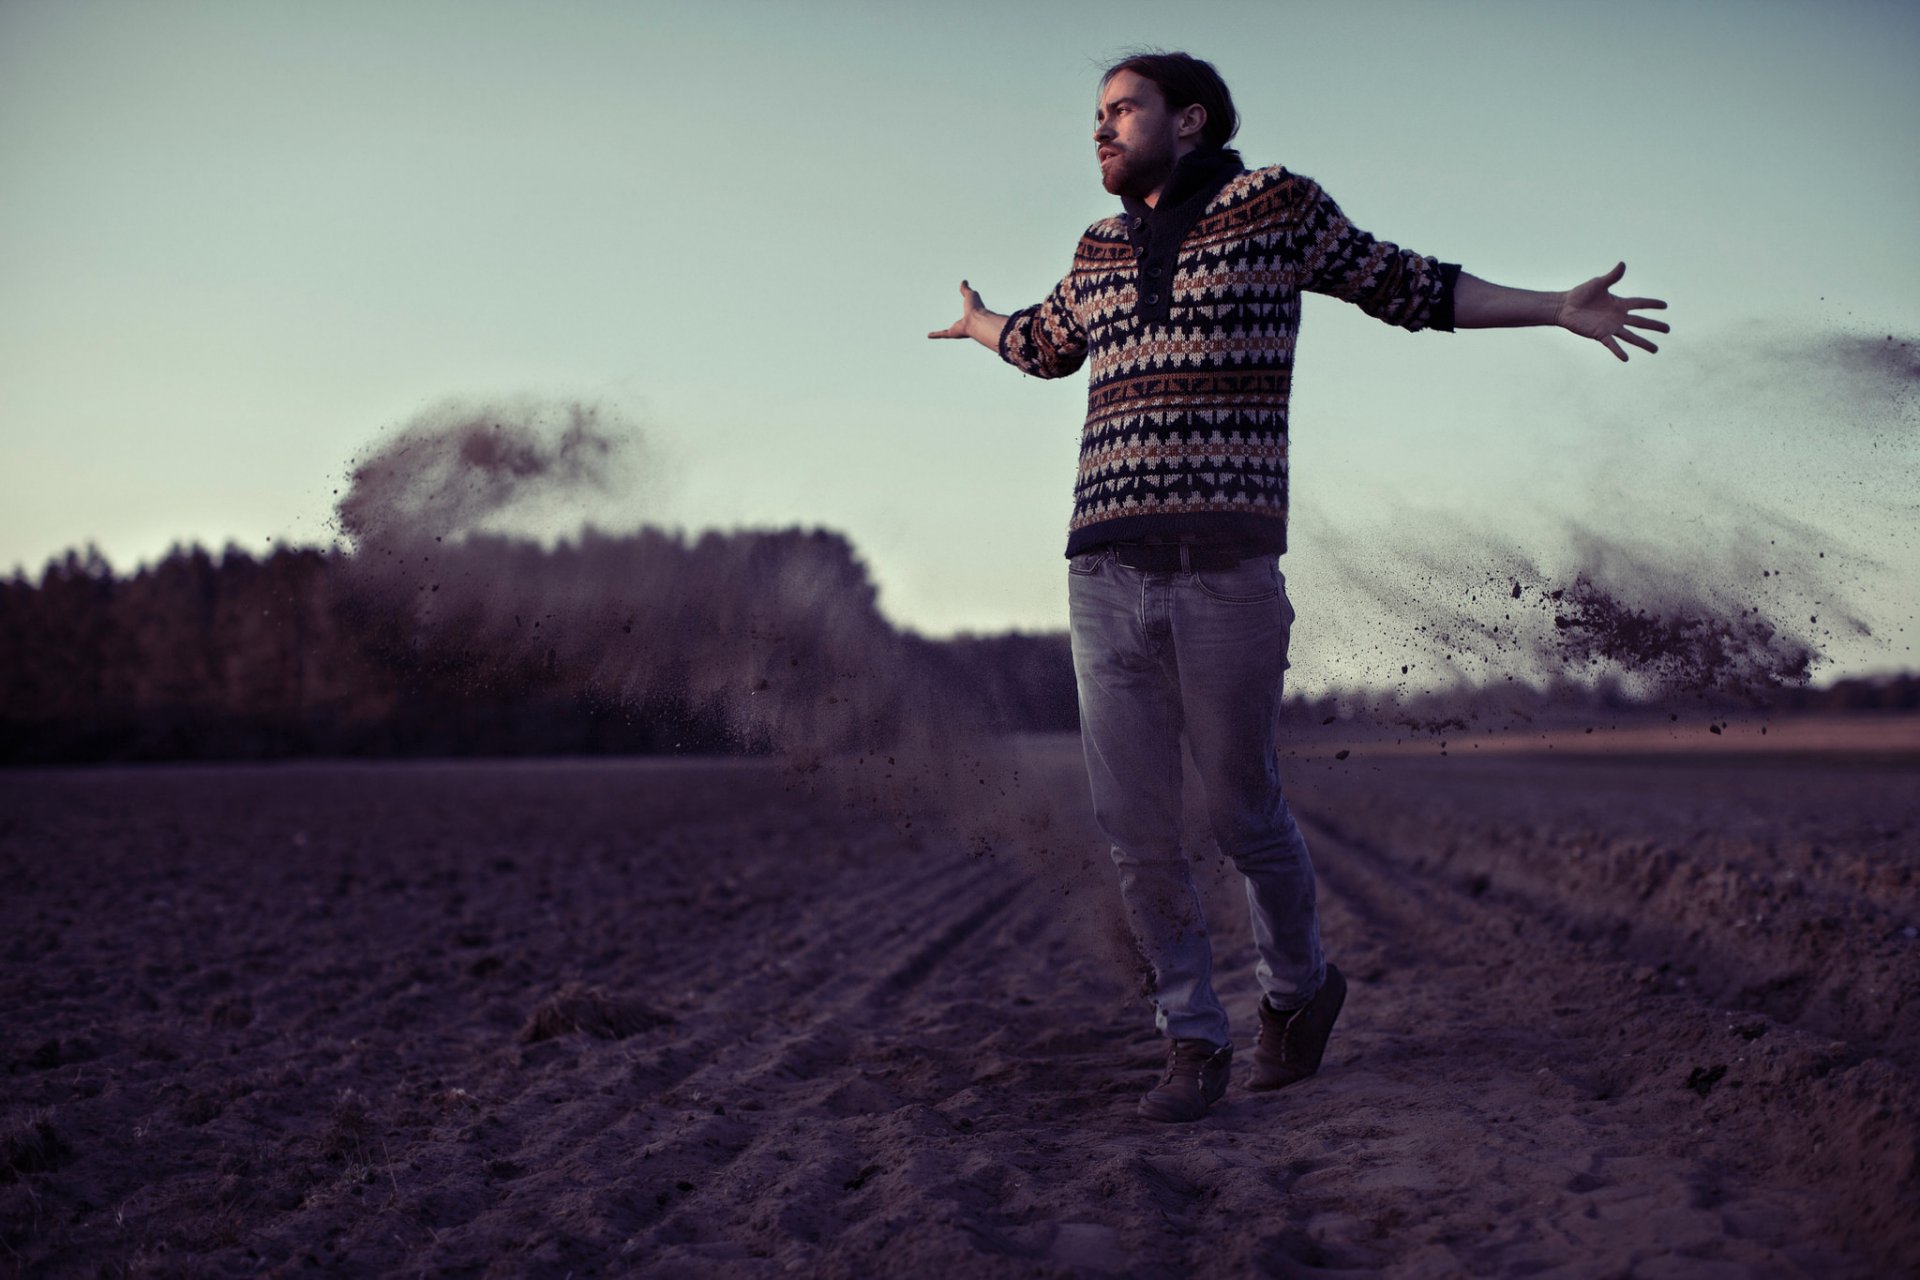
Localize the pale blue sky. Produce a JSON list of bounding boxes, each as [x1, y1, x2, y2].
[[4, 0, 1916, 684]]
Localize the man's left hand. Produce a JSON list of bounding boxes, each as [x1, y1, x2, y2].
[[1557, 262, 1669, 362]]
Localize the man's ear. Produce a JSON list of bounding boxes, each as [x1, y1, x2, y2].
[[1178, 103, 1207, 141]]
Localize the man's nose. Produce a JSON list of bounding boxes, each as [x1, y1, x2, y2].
[[1094, 120, 1114, 142]]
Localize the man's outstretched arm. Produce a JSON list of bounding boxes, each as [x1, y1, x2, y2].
[[927, 279, 1011, 349], [930, 276, 1088, 379], [1455, 262, 1669, 362]]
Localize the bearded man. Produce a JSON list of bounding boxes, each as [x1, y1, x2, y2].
[[929, 50, 1667, 1122]]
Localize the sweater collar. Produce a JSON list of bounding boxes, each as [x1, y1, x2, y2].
[[1121, 147, 1244, 223]]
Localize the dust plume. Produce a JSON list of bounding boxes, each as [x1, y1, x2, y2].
[[329, 398, 1064, 867], [336, 402, 945, 754], [1309, 514, 1848, 706], [1300, 326, 1917, 706], [335, 399, 634, 546], [1824, 332, 1920, 386]]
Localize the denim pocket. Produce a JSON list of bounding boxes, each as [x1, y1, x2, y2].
[[1194, 557, 1279, 603], [1068, 551, 1104, 577]]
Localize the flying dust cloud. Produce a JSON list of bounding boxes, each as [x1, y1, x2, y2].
[[1296, 328, 1917, 710], [1312, 516, 1848, 703], [329, 398, 1066, 880], [335, 400, 629, 547], [334, 400, 962, 758]]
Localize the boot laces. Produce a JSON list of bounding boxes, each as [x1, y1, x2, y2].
[[1261, 1001, 1302, 1056], [1163, 1038, 1218, 1084]]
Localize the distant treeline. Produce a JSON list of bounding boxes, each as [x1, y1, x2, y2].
[[0, 535, 1079, 764], [1286, 670, 1920, 731], [1772, 672, 1920, 713], [6, 537, 1912, 766]]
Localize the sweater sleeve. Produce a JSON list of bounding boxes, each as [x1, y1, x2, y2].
[[1286, 177, 1458, 333], [997, 271, 1088, 379]]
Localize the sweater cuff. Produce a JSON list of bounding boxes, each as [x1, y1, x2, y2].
[[997, 303, 1038, 369], [1430, 262, 1461, 333]]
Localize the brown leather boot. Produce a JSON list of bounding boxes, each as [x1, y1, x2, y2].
[[1138, 1038, 1233, 1122], [1248, 963, 1347, 1091]]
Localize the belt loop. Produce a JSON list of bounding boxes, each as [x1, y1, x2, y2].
[[1179, 545, 1193, 574]]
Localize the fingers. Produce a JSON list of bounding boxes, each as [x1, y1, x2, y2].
[[1581, 265, 1663, 361], [929, 279, 977, 338]]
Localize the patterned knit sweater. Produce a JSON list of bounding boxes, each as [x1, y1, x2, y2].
[[999, 150, 1458, 557]]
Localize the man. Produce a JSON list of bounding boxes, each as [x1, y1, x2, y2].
[[928, 51, 1667, 1123]]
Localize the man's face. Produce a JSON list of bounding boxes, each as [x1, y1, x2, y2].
[[1094, 70, 1199, 203]]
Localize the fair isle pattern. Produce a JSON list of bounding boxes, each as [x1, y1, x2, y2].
[[999, 166, 1454, 557]]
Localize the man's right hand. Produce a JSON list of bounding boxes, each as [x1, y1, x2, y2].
[[927, 279, 1008, 349]]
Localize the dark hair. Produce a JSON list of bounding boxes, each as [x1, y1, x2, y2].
[[1101, 50, 1239, 155]]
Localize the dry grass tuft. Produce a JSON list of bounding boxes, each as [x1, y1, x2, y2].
[[0, 1111, 72, 1183], [320, 1088, 374, 1162], [519, 983, 674, 1043]]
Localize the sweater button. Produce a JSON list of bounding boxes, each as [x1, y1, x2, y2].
[[1146, 293, 1161, 304]]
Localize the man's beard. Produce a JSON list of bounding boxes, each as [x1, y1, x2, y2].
[[1100, 146, 1174, 201]]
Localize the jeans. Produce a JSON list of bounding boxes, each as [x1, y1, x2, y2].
[[1068, 547, 1324, 1048]]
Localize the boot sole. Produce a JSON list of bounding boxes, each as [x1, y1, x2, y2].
[[1137, 1088, 1227, 1122]]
